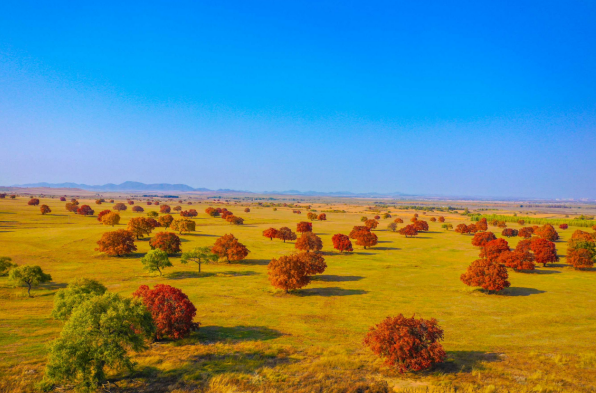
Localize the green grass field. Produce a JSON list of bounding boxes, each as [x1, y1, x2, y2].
[[1, 198, 595, 392]]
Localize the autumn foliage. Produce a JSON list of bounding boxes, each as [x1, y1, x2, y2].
[[460, 259, 510, 292], [364, 314, 446, 373], [149, 232, 182, 254], [28, 198, 40, 206], [413, 220, 429, 232], [276, 227, 297, 242], [212, 234, 250, 262], [530, 238, 558, 267], [268, 254, 310, 293], [317, 213, 327, 221], [295, 232, 323, 252], [97, 210, 111, 222], [501, 228, 518, 237], [77, 205, 95, 216], [113, 203, 127, 212], [158, 214, 174, 229], [126, 217, 155, 239], [132, 206, 144, 213], [40, 205, 51, 215], [160, 205, 171, 214], [518, 227, 534, 238], [498, 250, 535, 271], [471, 231, 497, 248], [479, 238, 510, 262], [354, 230, 378, 249], [332, 234, 353, 253], [133, 284, 198, 340], [297, 222, 313, 234], [95, 230, 137, 256], [398, 224, 418, 238], [263, 228, 279, 240], [534, 224, 559, 242]]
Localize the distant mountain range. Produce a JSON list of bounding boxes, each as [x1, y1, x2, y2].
[[11, 181, 409, 198]]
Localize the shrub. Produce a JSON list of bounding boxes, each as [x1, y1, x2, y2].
[[364, 314, 446, 372]]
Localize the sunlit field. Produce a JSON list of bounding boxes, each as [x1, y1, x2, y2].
[[1, 197, 595, 392]]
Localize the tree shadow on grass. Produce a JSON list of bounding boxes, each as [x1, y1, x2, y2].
[[167, 271, 217, 279], [373, 247, 400, 251], [377, 240, 392, 243], [434, 351, 502, 373], [528, 269, 561, 275], [312, 275, 364, 282], [235, 259, 270, 266], [354, 252, 375, 256], [501, 287, 546, 296], [120, 252, 146, 259], [297, 287, 368, 297], [196, 325, 285, 343], [546, 263, 567, 268]]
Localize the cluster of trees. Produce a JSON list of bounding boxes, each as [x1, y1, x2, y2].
[[471, 214, 596, 228], [44, 278, 198, 390], [567, 230, 596, 270], [262, 227, 298, 242], [349, 226, 378, 248], [306, 212, 327, 221]]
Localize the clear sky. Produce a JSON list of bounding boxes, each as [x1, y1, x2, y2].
[[1, 1, 595, 199]]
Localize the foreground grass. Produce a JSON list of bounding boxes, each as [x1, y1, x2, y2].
[[0, 198, 595, 392]]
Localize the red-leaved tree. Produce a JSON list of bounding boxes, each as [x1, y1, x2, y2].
[[297, 222, 313, 234], [364, 314, 446, 373], [460, 259, 510, 293], [332, 234, 353, 253], [133, 284, 198, 340], [263, 228, 279, 240]]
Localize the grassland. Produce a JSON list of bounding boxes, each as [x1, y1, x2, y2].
[[1, 197, 595, 392]]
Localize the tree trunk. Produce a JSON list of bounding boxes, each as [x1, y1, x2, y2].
[[27, 282, 32, 297]]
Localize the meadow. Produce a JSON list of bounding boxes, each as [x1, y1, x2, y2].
[[1, 197, 595, 392]]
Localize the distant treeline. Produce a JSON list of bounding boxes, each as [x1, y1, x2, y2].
[[470, 214, 596, 228], [520, 204, 573, 209]]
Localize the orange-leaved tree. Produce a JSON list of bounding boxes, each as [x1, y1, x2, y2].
[[95, 230, 137, 256], [460, 259, 510, 293], [127, 217, 155, 239], [267, 254, 310, 293], [40, 205, 51, 215], [149, 232, 182, 254], [276, 227, 297, 242], [212, 234, 249, 262], [332, 234, 353, 253], [297, 221, 312, 234], [263, 228, 279, 240], [295, 232, 323, 253]]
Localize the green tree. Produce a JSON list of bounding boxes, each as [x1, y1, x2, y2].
[[0, 256, 17, 276], [51, 278, 107, 321], [8, 265, 52, 297], [147, 211, 159, 218], [44, 293, 155, 391], [180, 246, 218, 273], [141, 249, 172, 276]]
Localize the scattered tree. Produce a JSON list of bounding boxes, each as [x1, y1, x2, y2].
[[354, 230, 378, 248], [212, 234, 250, 262], [365, 219, 379, 230], [96, 230, 137, 256], [455, 224, 469, 234], [518, 227, 534, 238], [97, 209, 111, 222], [480, 238, 510, 262], [297, 221, 313, 234], [441, 223, 453, 230], [171, 218, 196, 234], [40, 205, 51, 215], [127, 217, 155, 239], [295, 232, 323, 252], [133, 284, 198, 340], [530, 238, 558, 267], [501, 228, 518, 237], [181, 246, 218, 273], [394, 218, 404, 224], [45, 293, 154, 391], [132, 206, 144, 213], [318, 213, 327, 221], [387, 222, 398, 232], [268, 254, 310, 293], [77, 205, 95, 216], [263, 227, 279, 240], [559, 224, 568, 230], [51, 278, 107, 321], [28, 198, 40, 206], [460, 259, 510, 293], [158, 214, 174, 229], [438, 216, 445, 223], [113, 203, 127, 212], [101, 212, 121, 227], [398, 224, 418, 238], [8, 265, 52, 297], [140, 249, 172, 276], [0, 256, 17, 276], [150, 232, 182, 254], [277, 227, 297, 242], [534, 224, 559, 242], [498, 250, 535, 271], [332, 234, 353, 253], [160, 205, 171, 214], [364, 314, 446, 373], [413, 220, 429, 232], [147, 211, 159, 218]]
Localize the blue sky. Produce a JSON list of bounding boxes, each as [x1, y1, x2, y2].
[[1, 1, 595, 198]]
